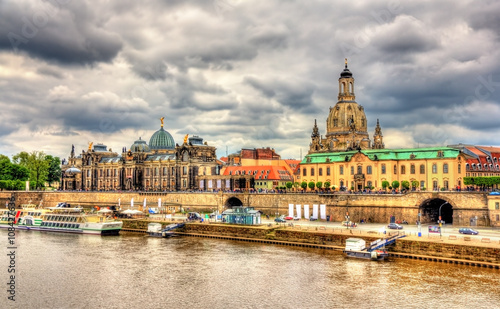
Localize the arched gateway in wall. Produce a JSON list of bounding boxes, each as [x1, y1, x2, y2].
[[225, 197, 243, 208], [419, 198, 454, 224]]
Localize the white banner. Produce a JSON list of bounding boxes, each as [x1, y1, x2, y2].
[[320, 204, 326, 220], [217, 179, 221, 189], [295, 204, 301, 219], [304, 204, 310, 220], [226, 179, 230, 189], [200, 180, 204, 189], [312, 204, 319, 219], [288, 204, 294, 217], [208, 180, 213, 188]]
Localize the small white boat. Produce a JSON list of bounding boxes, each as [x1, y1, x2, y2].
[[343, 238, 388, 261], [147, 222, 185, 238]]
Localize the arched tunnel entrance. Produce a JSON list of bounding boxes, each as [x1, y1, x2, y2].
[[419, 198, 453, 224], [225, 197, 243, 208]]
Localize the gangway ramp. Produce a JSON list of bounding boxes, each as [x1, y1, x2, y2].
[[367, 234, 406, 252]]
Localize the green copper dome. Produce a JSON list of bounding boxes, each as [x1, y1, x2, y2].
[[131, 137, 150, 152], [149, 127, 175, 150]]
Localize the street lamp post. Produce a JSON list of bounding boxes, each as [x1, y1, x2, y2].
[[438, 202, 448, 238]]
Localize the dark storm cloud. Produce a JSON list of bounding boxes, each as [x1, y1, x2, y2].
[[243, 76, 317, 111], [0, 1, 122, 65]]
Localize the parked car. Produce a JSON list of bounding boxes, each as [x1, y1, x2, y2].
[[274, 216, 286, 223], [284, 216, 293, 220], [387, 223, 403, 230], [309, 216, 318, 221], [293, 216, 300, 221], [459, 228, 479, 235]]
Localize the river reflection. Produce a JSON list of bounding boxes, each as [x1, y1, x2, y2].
[[2, 231, 499, 309]]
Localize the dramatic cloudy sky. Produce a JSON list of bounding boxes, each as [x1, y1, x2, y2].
[[1, 0, 499, 161]]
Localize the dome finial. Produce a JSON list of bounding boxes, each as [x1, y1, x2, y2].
[[160, 117, 165, 127], [345, 58, 348, 68]]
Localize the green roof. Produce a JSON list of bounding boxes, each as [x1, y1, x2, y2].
[[301, 147, 461, 164]]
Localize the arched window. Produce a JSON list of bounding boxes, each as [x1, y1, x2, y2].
[[319, 168, 323, 176], [432, 164, 437, 174], [381, 164, 386, 174], [366, 166, 372, 175], [443, 163, 449, 174], [401, 165, 406, 174], [310, 168, 315, 176], [326, 167, 330, 176], [303, 168, 307, 176], [340, 166, 344, 175], [420, 164, 425, 174], [458, 164, 461, 174], [410, 164, 415, 174], [357, 166, 362, 174], [351, 166, 354, 175], [394, 165, 397, 174], [466, 163, 469, 171]]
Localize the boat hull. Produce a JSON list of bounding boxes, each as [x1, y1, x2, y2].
[[343, 250, 388, 261]]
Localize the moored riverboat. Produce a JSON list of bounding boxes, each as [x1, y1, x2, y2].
[[343, 238, 389, 261], [1, 202, 122, 235]]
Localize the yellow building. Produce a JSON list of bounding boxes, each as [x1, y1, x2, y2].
[[298, 147, 467, 191], [300, 61, 467, 192]]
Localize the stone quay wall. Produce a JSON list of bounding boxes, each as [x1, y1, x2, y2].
[[0, 190, 490, 226], [123, 221, 500, 264]]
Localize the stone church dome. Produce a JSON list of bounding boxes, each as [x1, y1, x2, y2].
[[130, 137, 150, 152], [149, 127, 175, 150]]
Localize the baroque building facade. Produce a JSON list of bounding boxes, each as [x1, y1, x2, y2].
[[309, 59, 384, 154], [61, 119, 219, 191], [300, 61, 466, 192]]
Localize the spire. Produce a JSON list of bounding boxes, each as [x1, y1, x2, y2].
[[372, 119, 385, 149], [311, 119, 320, 138]]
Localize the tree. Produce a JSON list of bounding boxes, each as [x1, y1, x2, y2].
[[391, 180, 400, 190], [13, 151, 49, 189], [0, 155, 30, 182], [308, 181, 315, 191], [286, 182, 293, 191], [382, 180, 390, 191], [401, 180, 410, 190], [411, 180, 419, 190], [316, 181, 323, 191], [324, 181, 331, 191], [300, 181, 308, 191], [45, 155, 62, 187]]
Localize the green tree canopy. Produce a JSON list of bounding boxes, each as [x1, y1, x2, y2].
[[300, 181, 307, 190], [308, 181, 315, 190], [411, 180, 419, 189], [391, 180, 400, 190], [401, 180, 410, 190], [324, 181, 331, 190], [45, 155, 61, 187], [13, 151, 49, 189], [0, 155, 30, 182], [382, 180, 390, 190], [286, 182, 293, 190], [316, 181, 323, 190]]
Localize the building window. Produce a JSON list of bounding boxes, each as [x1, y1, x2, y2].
[[311, 168, 315, 176], [351, 166, 354, 175], [340, 166, 344, 175], [432, 164, 437, 174], [367, 181, 372, 188], [444, 180, 449, 190], [394, 165, 397, 174], [381, 164, 386, 174], [419, 164, 424, 174], [433, 180, 438, 190], [303, 168, 307, 176], [319, 168, 323, 176], [443, 163, 449, 174], [183, 166, 187, 175], [495, 202, 499, 210], [163, 167, 167, 176], [326, 167, 330, 176], [420, 181, 425, 189], [401, 165, 406, 174], [410, 164, 415, 174], [496, 214, 499, 221], [333, 119, 338, 127], [367, 166, 372, 175], [357, 166, 362, 174]]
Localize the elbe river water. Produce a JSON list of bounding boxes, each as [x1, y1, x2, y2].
[[2, 230, 499, 309]]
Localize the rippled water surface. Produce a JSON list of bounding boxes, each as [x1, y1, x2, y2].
[[2, 231, 499, 309]]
